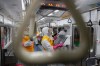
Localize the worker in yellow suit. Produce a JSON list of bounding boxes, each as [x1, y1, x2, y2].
[[22, 35, 34, 52], [41, 27, 64, 66], [41, 27, 63, 51]]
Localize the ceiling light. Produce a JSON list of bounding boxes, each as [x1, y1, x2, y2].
[[41, 18, 45, 20], [37, 18, 46, 22], [54, 10, 59, 13], [48, 4, 53, 6], [90, 49, 93, 53], [48, 13, 53, 16]]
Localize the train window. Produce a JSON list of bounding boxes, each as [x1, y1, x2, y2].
[[73, 27, 80, 47]]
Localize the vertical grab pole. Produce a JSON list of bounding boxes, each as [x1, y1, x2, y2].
[[29, 17, 35, 37]]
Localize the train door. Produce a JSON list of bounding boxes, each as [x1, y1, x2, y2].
[[72, 25, 97, 66], [0, 26, 12, 66], [72, 25, 80, 48], [72, 25, 94, 48], [0, 27, 11, 49]]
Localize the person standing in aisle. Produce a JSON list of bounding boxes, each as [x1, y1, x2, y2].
[[63, 25, 71, 48], [33, 32, 44, 51], [16, 35, 34, 66], [41, 27, 64, 50], [22, 35, 34, 52], [54, 25, 70, 49], [41, 27, 65, 66]]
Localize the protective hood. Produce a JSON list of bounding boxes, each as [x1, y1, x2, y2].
[[42, 27, 49, 36]]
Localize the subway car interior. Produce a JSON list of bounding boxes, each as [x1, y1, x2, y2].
[[0, 0, 100, 66]]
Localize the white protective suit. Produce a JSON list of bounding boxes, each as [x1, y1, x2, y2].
[[63, 26, 71, 47], [41, 27, 54, 51], [54, 26, 71, 47], [42, 27, 65, 66]]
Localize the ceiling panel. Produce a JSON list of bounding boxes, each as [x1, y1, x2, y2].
[[0, 0, 22, 22], [37, 0, 100, 27], [0, 0, 100, 27], [75, 0, 100, 12]]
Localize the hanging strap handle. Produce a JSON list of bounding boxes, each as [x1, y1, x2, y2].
[[13, 0, 91, 64]]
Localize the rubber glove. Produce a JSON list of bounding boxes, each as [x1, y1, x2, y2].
[[53, 45, 59, 50], [53, 43, 63, 50], [57, 43, 63, 47]]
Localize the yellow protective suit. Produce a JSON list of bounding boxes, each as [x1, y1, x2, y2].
[[22, 35, 34, 52], [41, 27, 54, 51], [42, 35, 54, 46]]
